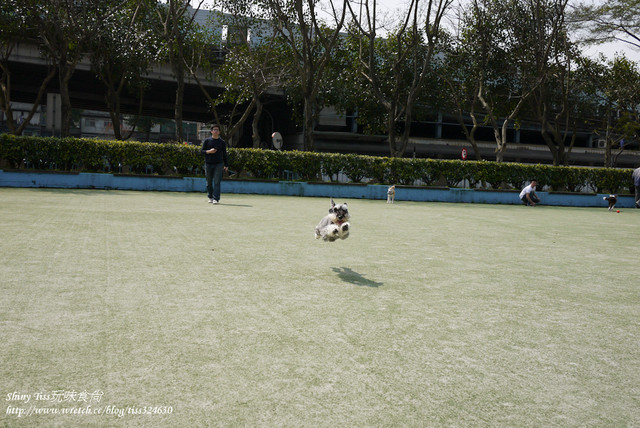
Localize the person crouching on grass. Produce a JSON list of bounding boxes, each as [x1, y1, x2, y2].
[[201, 124, 228, 204], [519, 179, 540, 206]]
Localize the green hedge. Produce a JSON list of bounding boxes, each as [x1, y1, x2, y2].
[[0, 134, 635, 193]]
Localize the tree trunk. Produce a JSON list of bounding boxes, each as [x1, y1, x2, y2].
[[303, 97, 315, 151], [494, 119, 511, 163], [170, 40, 186, 142], [387, 115, 399, 157], [540, 130, 560, 166], [252, 99, 263, 148], [106, 85, 123, 140], [397, 102, 415, 158], [58, 63, 75, 137], [174, 77, 184, 142], [457, 110, 483, 160], [604, 141, 612, 167]]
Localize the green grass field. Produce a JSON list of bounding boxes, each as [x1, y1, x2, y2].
[[1, 188, 639, 427]]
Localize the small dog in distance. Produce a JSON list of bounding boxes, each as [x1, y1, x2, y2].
[[315, 199, 351, 242], [387, 185, 396, 203], [603, 194, 617, 211]]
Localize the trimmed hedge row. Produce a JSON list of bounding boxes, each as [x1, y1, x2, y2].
[[0, 134, 635, 193], [0, 135, 203, 175]]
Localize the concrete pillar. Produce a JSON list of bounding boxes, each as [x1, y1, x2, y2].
[[351, 108, 359, 133], [46, 93, 61, 135]]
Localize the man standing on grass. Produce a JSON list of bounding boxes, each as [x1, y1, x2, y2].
[[633, 166, 640, 208], [201, 124, 228, 204], [519, 179, 540, 206]]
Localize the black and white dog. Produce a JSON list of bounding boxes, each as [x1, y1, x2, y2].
[[315, 199, 351, 242], [603, 194, 617, 211]]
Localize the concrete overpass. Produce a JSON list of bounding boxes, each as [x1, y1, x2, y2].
[[6, 40, 289, 126]]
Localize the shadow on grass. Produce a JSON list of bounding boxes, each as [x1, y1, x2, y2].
[[332, 267, 384, 288]]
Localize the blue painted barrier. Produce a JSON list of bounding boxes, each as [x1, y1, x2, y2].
[[0, 169, 636, 208]]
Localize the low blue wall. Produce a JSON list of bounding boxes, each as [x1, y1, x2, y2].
[[0, 169, 635, 208]]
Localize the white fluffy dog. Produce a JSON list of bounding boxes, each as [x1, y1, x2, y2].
[[315, 199, 351, 242], [387, 185, 396, 203]]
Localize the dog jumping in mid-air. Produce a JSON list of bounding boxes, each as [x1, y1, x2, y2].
[[603, 194, 617, 211], [315, 199, 351, 242], [387, 185, 396, 203]]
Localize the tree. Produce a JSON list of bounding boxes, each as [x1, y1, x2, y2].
[[457, 0, 549, 162], [89, 0, 161, 140], [347, 0, 452, 157], [528, 47, 607, 166], [572, 0, 640, 51], [439, 17, 489, 160], [259, 0, 348, 151], [155, 0, 205, 142], [218, 25, 290, 148], [27, 0, 123, 137], [0, 0, 56, 135], [322, 25, 387, 137], [187, 2, 291, 148], [582, 55, 640, 167], [521, 0, 580, 166]]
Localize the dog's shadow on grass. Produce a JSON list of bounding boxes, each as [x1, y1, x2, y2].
[[332, 267, 384, 288]]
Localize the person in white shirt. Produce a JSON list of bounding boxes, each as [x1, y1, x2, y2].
[[519, 180, 540, 206]]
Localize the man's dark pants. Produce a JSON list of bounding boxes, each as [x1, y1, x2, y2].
[[205, 162, 224, 201], [521, 193, 540, 205]]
